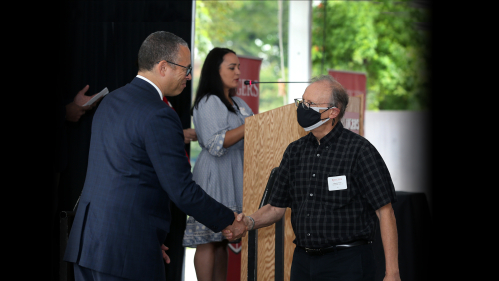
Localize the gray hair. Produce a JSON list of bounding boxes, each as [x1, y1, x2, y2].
[[137, 31, 188, 72], [311, 75, 349, 119]]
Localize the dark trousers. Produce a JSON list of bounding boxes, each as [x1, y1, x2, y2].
[[290, 244, 376, 281], [73, 264, 135, 281]]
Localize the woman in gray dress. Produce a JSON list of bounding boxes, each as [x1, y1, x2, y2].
[[183, 47, 253, 281]]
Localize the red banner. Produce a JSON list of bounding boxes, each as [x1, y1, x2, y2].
[[343, 112, 360, 134], [236, 55, 262, 114], [328, 70, 366, 135], [227, 242, 242, 281], [328, 70, 366, 106]]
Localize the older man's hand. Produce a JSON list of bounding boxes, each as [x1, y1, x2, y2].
[[223, 212, 249, 241]]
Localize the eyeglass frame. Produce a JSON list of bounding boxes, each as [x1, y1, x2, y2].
[[156, 60, 192, 77], [294, 98, 336, 111]]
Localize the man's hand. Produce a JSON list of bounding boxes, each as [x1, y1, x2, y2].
[[65, 85, 102, 122], [223, 212, 249, 241], [65, 102, 87, 122], [73, 85, 102, 109], [183, 128, 197, 144], [161, 244, 170, 264]]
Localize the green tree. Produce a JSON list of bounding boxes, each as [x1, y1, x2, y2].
[[312, 0, 430, 110], [194, 0, 289, 113]]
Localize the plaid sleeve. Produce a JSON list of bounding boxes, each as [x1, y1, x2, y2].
[[268, 146, 292, 208], [355, 143, 397, 211]]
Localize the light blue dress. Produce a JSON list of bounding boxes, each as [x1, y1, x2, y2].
[[182, 95, 253, 247]]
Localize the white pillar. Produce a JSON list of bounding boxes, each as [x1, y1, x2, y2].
[[287, 0, 312, 104]]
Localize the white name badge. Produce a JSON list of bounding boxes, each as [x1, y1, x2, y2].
[[240, 107, 250, 116], [328, 175, 347, 191]]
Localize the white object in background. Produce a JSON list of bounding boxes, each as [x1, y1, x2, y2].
[[83, 87, 109, 106]]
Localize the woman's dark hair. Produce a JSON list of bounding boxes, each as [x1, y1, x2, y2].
[[192, 47, 238, 115]]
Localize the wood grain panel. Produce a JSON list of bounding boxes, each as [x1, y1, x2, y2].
[[241, 104, 307, 281]]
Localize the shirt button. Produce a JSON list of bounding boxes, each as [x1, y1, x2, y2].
[[307, 233, 311, 236], [312, 174, 315, 177], [317, 154, 320, 157], [310, 193, 313, 197], [307, 213, 310, 217]]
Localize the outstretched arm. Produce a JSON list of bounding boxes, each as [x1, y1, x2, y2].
[[223, 204, 286, 240]]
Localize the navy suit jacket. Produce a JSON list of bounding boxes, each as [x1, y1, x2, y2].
[[64, 77, 235, 280]]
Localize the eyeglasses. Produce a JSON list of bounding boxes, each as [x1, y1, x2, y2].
[[157, 60, 192, 76], [294, 98, 334, 110]]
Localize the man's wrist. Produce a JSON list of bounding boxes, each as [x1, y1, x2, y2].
[[247, 216, 255, 231]]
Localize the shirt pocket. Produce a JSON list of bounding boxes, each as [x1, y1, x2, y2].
[[323, 174, 354, 210]]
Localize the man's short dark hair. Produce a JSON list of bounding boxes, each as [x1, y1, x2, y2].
[[311, 75, 349, 120], [137, 31, 188, 72]]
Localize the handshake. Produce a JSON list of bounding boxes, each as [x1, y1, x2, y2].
[[222, 212, 254, 241]]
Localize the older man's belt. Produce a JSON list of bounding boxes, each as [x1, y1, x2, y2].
[[301, 240, 371, 256]]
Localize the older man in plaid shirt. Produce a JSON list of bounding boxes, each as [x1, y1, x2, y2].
[[225, 75, 400, 281]]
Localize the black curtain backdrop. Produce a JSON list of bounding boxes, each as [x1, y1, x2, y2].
[[54, 1, 193, 280]]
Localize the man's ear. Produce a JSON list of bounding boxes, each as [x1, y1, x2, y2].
[[330, 107, 340, 119], [156, 60, 168, 77]]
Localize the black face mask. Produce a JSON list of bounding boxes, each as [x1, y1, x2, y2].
[[296, 105, 333, 131]]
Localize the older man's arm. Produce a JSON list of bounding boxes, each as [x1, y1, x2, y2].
[[223, 204, 286, 240], [376, 203, 401, 281]]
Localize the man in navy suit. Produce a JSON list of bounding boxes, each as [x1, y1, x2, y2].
[[64, 31, 247, 281]]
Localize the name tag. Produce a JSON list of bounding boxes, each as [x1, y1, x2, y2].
[[328, 175, 347, 191], [240, 107, 251, 116]]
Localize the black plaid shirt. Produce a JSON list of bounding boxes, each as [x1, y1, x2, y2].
[[268, 122, 397, 248]]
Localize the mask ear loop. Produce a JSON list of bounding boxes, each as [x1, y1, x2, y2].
[[319, 106, 336, 121]]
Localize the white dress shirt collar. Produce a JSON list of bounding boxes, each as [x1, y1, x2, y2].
[[136, 75, 163, 100]]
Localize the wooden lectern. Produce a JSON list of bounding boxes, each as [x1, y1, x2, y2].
[[240, 97, 363, 281], [241, 103, 306, 281]]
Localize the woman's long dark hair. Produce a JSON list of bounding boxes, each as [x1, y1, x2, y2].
[[192, 47, 238, 115]]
